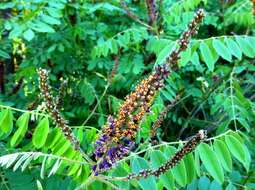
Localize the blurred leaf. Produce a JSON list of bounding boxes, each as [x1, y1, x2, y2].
[[213, 139, 232, 172], [224, 135, 246, 167], [163, 146, 187, 187], [0, 109, 13, 134], [131, 157, 157, 190], [212, 39, 232, 62], [184, 153, 196, 183], [209, 180, 222, 190], [41, 14, 61, 25], [198, 176, 210, 190], [23, 29, 35, 41], [225, 38, 242, 60], [0, 49, 10, 59], [10, 113, 30, 147], [198, 143, 224, 184], [149, 150, 174, 190], [31, 21, 55, 33], [235, 36, 255, 58], [32, 117, 50, 148], [199, 42, 215, 71]]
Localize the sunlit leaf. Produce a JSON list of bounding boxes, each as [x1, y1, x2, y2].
[[198, 143, 224, 184]]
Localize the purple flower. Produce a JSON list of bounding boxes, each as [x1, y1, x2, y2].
[[92, 139, 135, 175], [92, 115, 135, 175], [108, 115, 116, 130]]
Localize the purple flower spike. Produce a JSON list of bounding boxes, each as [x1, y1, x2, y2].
[[108, 115, 116, 130], [93, 115, 136, 174]]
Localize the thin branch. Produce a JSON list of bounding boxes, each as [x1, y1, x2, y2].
[[107, 130, 207, 181], [0, 104, 48, 117], [120, 0, 154, 30], [113, 129, 233, 165], [81, 83, 109, 126]]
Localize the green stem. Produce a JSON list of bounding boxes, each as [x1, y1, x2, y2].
[[82, 83, 109, 126]]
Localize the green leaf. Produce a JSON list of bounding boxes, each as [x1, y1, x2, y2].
[[191, 51, 204, 72], [0, 109, 13, 134], [213, 139, 232, 172], [40, 156, 47, 179], [48, 159, 61, 177], [3, 154, 19, 168], [237, 118, 250, 132], [225, 38, 242, 60], [32, 118, 50, 148], [224, 135, 246, 167], [41, 14, 61, 25], [132, 55, 144, 74], [198, 176, 210, 190], [46, 7, 62, 18], [80, 79, 96, 105], [243, 145, 251, 172], [36, 180, 44, 190], [109, 39, 118, 54], [212, 39, 232, 62], [163, 146, 187, 187], [10, 113, 30, 147], [184, 153, 196, 183], [198, 143, 224, 184], [209, 180, 222, 190], [9, 25, 25, 39], [155, 42, 176, 65], [199, 42, 215, 71], [23, 29, 35, 41], [179, 47, 191, 67], [110, 163, 130, 190], [131, 157, 157, 190], [226, 183, 236, 190], [149, 150, 174, 190], [0, 49, 10, 59], [31, 21, 55, 33], [45, 128, 62, 148], [235, 36, 255, 58], [0, 2, 15, 9], [13, 153, 30, 171], [53, 138, 71, 156], [21, 154, 34, 171], [194, 149, 201, 176]]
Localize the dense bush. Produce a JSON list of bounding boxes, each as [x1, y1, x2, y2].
[[0, 0, 255, 189]]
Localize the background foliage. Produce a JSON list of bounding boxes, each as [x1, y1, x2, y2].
[[0, 0, 255, 189]]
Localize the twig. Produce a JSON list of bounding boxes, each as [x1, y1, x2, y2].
[[112, 130, 233, 165], [0, 104, 48, 117], [120, 0, 154, 30], [150, 94, 181, 141], [81, 83, 109, 126], [107, 130, 207, 181]]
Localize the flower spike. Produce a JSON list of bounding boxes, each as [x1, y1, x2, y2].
[[38, 68, 80, 150], [92, 9, 205, 174], [167, 9, 205, 66], [127, 130, 207, 180]]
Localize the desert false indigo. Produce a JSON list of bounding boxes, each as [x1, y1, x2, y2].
[[167, 9, 205, 66], [93, 9, 205, 175], [38, 68, 80, 150], [145, 0, 157, 25], [126, 130, 207, 180], [150, 95, 180, 143]]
